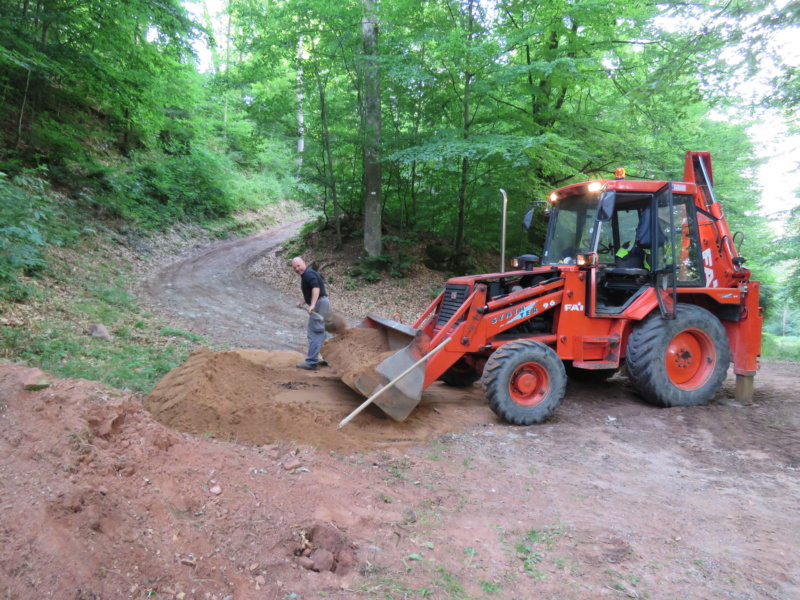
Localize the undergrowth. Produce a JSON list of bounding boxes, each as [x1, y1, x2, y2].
[[761, 332, 800, 361], [0, 227, 214, 394]]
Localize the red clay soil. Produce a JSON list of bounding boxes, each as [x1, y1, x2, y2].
[[3, 223, 798, 600], [2, 356, 800, 600]]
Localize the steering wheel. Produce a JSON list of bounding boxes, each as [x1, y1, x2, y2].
[[597, 242, 612, 255]]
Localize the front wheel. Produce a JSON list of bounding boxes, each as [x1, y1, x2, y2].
[[626, 305, 730, 407], [481, 340, 566, 425]]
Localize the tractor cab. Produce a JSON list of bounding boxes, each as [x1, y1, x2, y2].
[[541, 180, 704, 315]]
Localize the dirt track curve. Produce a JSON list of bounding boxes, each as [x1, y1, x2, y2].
[[144, 220, 308, 351]]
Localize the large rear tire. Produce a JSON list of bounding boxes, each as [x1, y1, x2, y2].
[[626, 305, 730, 407], [481, 340, 566, 425]]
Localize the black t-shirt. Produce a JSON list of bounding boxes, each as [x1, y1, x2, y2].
[[300, 268, 327, 304]]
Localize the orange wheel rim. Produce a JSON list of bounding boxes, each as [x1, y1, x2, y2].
[[509, 362, 550, 407], [665, 328, 716, 390]]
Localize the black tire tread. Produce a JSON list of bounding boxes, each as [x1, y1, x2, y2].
[[481, 339, 566, 425], [439, 361, 482, 387], [626, 305, 730, 408]]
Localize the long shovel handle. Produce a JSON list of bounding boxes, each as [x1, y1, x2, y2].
[[337, 337, 452, 429]]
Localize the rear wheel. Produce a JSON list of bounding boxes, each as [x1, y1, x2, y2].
[[626, 305, 730, 407], [481, 340, 566, 425]]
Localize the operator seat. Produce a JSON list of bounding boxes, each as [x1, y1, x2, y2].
[[601, 209, 655, 305]]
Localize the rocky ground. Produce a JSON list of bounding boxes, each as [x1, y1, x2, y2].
[[1, 223, 798, 600]]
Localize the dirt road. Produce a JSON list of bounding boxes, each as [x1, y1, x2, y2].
[[2, 225, 797, 600], [144, 220, 309, 351]]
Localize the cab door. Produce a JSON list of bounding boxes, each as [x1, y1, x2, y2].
[[652, 184, 677, 319]]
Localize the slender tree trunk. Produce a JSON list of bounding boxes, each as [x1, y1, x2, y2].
[[296, 37, 305, 173], [784, 301, 789, 337], [409, 73, 424, 228], [202, 0, 221, 75], [313, 60, 342, 247], [121, 107, 131, 156], [14, 68, 31, 148], [362, 0, 382, 257], [455, 0, 475, 254], [410, 160, 418, 227], [222, 0, 233, 138]]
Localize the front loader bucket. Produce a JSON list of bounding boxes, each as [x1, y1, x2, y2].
[[323, 314, 432, 421]]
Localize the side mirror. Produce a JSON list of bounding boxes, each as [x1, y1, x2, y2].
[[597, 190, 616, 222], [523, 208, 534, 231]]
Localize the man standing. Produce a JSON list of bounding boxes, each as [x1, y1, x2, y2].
[[292, 256, 330, 370]]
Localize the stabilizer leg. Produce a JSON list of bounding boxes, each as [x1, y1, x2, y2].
[[734, 374, 754, 406]]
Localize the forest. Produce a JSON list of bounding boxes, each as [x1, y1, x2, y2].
[[2, 0, 800, 353]]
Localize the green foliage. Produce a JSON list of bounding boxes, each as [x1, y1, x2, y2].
[[82, 150, 235, 229], [0, 324, 190, 393], [160, 327, 206, 343], [0, 172, 80, 300], [0, 243, 201, 392], [761, 333, 800, 361]]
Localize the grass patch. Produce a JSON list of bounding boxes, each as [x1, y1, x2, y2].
[[604, 568, 646, 598], [160, 327, 206, 343], [0, 324, 192, 392], [761, 333, 800, 361], [514, 523, 567, 579], [355, 576, 433, 599], [0, 238, 207, 393]]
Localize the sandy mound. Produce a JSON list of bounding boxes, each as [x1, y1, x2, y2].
[[144, 347, 491, 452], [322, 328, 395, 389]]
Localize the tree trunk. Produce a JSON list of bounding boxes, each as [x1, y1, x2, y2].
[[222, 0, 233, 137], [14, 68, 31, 149], [201, 0, 221, 75], [784, 301, 789, 337], [455, 0, 475, 254], [409, 68, 424, 228], [313, 59, 342, 248], [410, 160, 418, 228], [362, 0, 382, 258], [296, 36, 305, 172]]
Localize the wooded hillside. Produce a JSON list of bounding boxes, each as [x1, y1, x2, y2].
[[2, 0, 800, 335]]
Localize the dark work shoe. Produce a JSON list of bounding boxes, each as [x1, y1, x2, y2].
[[296, 362, 317, 371], [317, 360, 329, 367]]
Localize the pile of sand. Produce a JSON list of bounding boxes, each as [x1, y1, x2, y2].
[[321, 328, 395, 390], [144, 346, 467, 451]]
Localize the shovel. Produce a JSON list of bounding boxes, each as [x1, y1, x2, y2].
[[299, 306, 348, 334]]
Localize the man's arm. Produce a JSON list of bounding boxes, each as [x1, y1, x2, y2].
[[308, 286, 320, 313]]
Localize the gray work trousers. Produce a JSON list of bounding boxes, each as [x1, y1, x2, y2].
[[305, 296, 330, 364]]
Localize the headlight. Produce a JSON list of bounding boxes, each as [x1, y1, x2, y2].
[[576, 253, 597, 267], [587, 181, 602, 192], [510, 258, 519, 268]]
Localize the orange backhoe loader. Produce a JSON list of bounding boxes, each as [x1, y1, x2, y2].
[[329, 151, 762, 424]]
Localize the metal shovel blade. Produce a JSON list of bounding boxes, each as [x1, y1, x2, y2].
[[352, 315, 432, 421]]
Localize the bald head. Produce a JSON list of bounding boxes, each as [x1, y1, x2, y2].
[[291, 257, 306, 275]]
